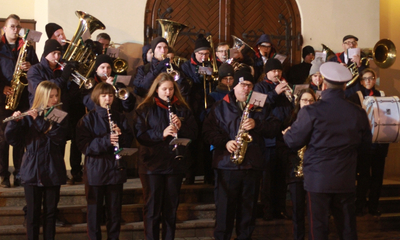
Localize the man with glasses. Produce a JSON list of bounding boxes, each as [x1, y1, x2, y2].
[[254, 58, 293, 221], [215, 42, 229, 67], [0, 14, 38, 188], [203, 68, 280, 240], [329, 35, 368, 97]]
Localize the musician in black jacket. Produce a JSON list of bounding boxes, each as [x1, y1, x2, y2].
[[133, 72, 197, 240], [45, 23, 69, 56], [203, 69, 280, 240], [76, 82, 134, 240], [0, 14, 39, 188]]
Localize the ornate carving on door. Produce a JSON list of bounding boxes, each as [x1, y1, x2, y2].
[[144, 0, 302, 65]]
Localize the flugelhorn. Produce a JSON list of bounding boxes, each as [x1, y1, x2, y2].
[[162, 55, 180, 81], [55, 60, 95, 89], [103, 74, 129, 100], [3, 103, 63, 123], [275, 77, 293, 102]]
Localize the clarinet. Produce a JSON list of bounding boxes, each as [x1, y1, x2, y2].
[[106, 104, 124, 170], [167, 97, 183, 160]]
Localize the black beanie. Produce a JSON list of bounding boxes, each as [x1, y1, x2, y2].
[[151, 37, 168, 53], [264, 58, 283, 73], [94, 54, 113, 72], [194, 34, 211, 53], [233, 68, 255, 87], [43, 39, 62, 57], [218, 63, 234, 79], [302, 45, 315, 59], [45, 23, 62, 39]]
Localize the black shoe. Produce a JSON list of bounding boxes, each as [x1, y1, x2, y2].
[[369, 209, 381, 217], [55, 218, 65, 227], [14, 178, 21, 187], [0, 177, 11, 188]]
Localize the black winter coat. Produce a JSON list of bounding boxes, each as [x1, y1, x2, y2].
[[133, 96, 198, 174], [203, 91, 281, 170], [76, 105, 134, 185], [5, 114, 68, 186]]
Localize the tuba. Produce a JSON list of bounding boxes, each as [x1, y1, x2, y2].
[[156, 19, 188, 48], [231, 91, 253, 165], [5, 33, 30, 110], [63, 11, 106, 87]]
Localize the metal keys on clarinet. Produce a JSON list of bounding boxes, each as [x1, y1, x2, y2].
[[167, 96, 185, 160], [106, 104, 124, 170], [275, 77, 293, 102]]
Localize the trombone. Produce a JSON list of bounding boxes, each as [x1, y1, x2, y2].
[[103, 74, 129, 100]]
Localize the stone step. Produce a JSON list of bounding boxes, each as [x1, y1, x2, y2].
[[379, 182, 400, 198], [378, 196, 400, 213]]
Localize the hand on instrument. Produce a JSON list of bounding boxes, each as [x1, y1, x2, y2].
[[163, 125, 178, 138], [226, 140, 238, 153], [242, 118, 255, 131], [170, 113, 181, 130], [11, 111, 22, 122], [21, 61, 31, 71], [61, 61, 78, 80], [105, 76, 114, 85], [350, 54, 361, 67], [110, 133, 119, 146], [282, 126, 291, 135], [3, 86, 13, 96], [275, 81, 289, 95], [28, 109, 38, 120], [112, 124, 121, 135]]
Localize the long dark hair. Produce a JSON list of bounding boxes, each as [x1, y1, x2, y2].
[[290, 88, 317, 123]]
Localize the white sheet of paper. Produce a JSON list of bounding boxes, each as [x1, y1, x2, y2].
[[293, 84, 309, 95], [348, 48, 361, 59], [274, 54, 287, 63], [198, 66, 212, 76], [26, 30, 42, 43], [249, 91, 267, 108], [115, 75, 132, 86], [107, 48, 120, 58], [81, 29, 91, 42], [45, 108, 67, 123], [315, 52, 326, 62]]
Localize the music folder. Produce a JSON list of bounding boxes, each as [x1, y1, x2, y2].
[[169, 138, 191, 147], [117, 148, 138, 156]]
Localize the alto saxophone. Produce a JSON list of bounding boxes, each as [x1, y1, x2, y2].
[[5, 34, 30, 110], [295, 146, 306, 177], [231, 91, 253, 165]]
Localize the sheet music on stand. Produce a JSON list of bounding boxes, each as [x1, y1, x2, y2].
[[293, 84, 310, 96], [169, 138, 191, 147], [249, 91, 268, 108]]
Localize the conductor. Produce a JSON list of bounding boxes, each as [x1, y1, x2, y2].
[[283, 62, 371, 240]]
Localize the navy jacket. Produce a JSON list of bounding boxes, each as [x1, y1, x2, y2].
[[76, 105, 134, 185], [5, 114, 68, 186], [133, 57, 189, 98], [283, 88, 372, 193], [286, 61, 312, 85], [27, 56, 69, 107], [133, 97, 198, 174], [82, 75, 135, 113], [0, 35, 38, 108], [203, 91, 281, 170]]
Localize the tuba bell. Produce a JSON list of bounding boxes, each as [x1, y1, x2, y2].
[[156, 19, 188, 48], [63, 11, 106, 87]]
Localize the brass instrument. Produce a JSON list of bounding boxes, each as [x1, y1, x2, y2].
[[167, 96, 183, 160], [227, 35, 256, 71], [321, 39, 396, 87], [63, 11, 106, 84], [107, 42, 128, 74], [106, 104, 124, 170], [3, 103, 63, 123], [55, 60, 95, 89], [5, 33, 30, 110], [295, 146, 306, 178], [103, 74, 129, 100], [275, 77, 293, 102], [156, 19, 188, 48], [231, 91, 253, 165], [206, 35, 219, 82], [162, 55, 180, 81]]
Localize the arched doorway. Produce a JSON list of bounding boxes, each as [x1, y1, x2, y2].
[[144, 0, 303, 65]]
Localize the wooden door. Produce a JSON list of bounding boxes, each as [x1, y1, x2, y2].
[[144, 0, 302, 65]]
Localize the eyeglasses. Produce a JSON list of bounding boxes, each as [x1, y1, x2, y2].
[[8, 25, 21, 30], [362, 76, 375, 81], [196, 52, 210, 57], [343, 41, 357, 46], [216, 50, 228, 53], [300, 99, 314, 103], [239, 82, 253, 89]]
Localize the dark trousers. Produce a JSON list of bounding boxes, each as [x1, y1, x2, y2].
[[24, 185, 61, 240], [289, 181, 306, 240], [85, 184, 123, 240], [140, 174, 184, 240], [214, 169, 261, 240], [261, 147, 287, 216], [307, 191, 357, 240], [68, 104, 85, 177], [356, 144, 389, 212]]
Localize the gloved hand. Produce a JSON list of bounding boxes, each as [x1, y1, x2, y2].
[[155, 57, 170, 73], [61, 61, 79, 80]]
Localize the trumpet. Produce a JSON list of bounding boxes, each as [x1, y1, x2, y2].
[[3, 103, 63, 123], [55, 60, 95, 89], [275, 77, 293, 102], [103, 74, 129, 100], [162, 55, 180, 81]]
